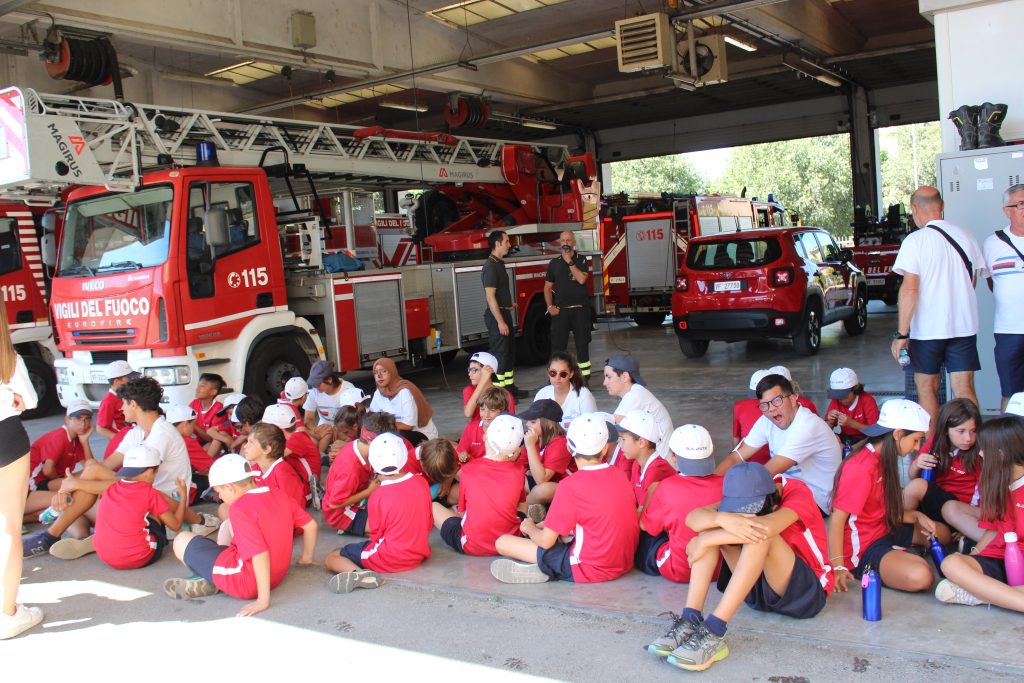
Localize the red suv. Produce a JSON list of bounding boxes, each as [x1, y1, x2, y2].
[[671, 227, 867, 357]]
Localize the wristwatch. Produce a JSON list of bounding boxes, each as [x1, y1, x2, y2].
[[892, 332, 909, 340]]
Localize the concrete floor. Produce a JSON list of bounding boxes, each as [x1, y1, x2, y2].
[[6, 302, 1023, 680]]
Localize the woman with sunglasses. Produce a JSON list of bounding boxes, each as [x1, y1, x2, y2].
[[533, 352, 596, 429]]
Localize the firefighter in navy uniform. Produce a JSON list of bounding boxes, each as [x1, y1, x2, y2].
[[545, 230, 592, 381], [482, 230, 525, 398]]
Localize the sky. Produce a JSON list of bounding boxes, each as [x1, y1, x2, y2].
[[681, 147, 731, 181]]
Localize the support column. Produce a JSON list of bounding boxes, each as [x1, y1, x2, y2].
[[847, 84, 880, 219]]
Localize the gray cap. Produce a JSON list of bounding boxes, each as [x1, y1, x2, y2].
[[307, 359, 337, 388]]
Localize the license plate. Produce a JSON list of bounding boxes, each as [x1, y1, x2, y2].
[[714, 280, 741, 292], [867, 278, 885, 286]]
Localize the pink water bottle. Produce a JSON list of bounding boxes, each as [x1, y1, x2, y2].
[[1005, 532, 1024, 586]]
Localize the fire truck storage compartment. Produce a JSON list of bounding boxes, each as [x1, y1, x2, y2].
[[353, 277, 406, 360], [454, 265, 516, 344], [625, 216, 675, 293]]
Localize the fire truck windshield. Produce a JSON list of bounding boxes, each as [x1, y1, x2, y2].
[[58, 185, 174, 277]]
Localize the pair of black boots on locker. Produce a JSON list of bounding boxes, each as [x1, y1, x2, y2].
[[949, 102, 1008, 150]]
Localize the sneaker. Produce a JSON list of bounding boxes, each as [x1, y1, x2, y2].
[[489, 558, 550, 584], [49, 536, 95, 560], [190, 513, 221, 537], [935, 578, 984, 606], [328, 570, 382, 594], [0, 604, 44, 640], [527, 504, 546, 524], [666, 623, 730, 672], [22, 532, 57, 558], [163, 577, 220, 600], [647, 613, 701, 657]]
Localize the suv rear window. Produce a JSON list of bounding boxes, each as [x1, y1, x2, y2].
[[686, 237, 782, 270]]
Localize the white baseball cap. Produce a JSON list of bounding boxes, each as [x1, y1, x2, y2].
[[165, 403, 197, 425], [262, 404, 297, 430], [217, 392, 246, 415], [469, 351, 499, 374], [829, 368, 859, 399], [209, 453, 257, 487], [616, 409, 660, 444], [485, 414, 524, 454], [339, 386, 369, 408], [668, 424, 715, 476], [105, 360, 139, 381], [368, 433, 408, 474], [748, 368, 771, 397], [120, 444, 161, 478], [767, 365, 792, 381], [566, 414, 609, 457], [66, 399, 93, 418], [861, 399, 930, 437], [283, 376, 308, 400], [1006, 392, 1024, 417]]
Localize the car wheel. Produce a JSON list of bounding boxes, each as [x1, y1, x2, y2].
[[843, 290, 868, 336], [677, 337, 709, 359], [792, 303, 821, 356]]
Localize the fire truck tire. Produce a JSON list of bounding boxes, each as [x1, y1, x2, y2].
[[843, 289, 868, 336], [21, 356, 59, 420], [677, 337, 709, 359], [792, 301, 822, 356], [243, 339, 312, 403], [517, 300, 551, 366], [632, 312, 666, 327]]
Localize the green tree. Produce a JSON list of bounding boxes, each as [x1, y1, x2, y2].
[[610, 155, 708, 195], [878, 122, 941, 211]]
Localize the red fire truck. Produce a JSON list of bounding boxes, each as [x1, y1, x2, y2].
[[600, 192, 789, 325], [0, 87, 598, 406]]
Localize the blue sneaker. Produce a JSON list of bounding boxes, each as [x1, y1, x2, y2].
[[22, 532, 57, 558]]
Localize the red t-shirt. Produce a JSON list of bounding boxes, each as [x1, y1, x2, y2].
[[29, 427, 86, 488], [189, 398, 226, 432], [361, 473, 433, 572], [255, 458, 307, 511], [775, 475, 835, 594], [833, 445, 890, 568], [917, 435, 980, 505], [826, 392, 880, 440], [641, 474, 723, 583], [277, 395, 303, 422], [461, 385, 514, 422], [458, 457, 526, 556], [797, 395, 818, 415], [543, 463, 640, 583], [323, 440, 373, 530], [527, 435, 572, 482], [978, 476, 1024, 560], [212, 486, 313, 599], [97, 390, 126, 433], [457, 420, 487, 461], [608, 444, 632, 477], [630, 455, 677, 508], [286, 430, 321, 482], [183, 436, 215, 474], [733, 399, 770, 464], [93, 479, 170, 570]]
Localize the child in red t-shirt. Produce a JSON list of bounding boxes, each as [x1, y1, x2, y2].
[[324, 433, 432, 593], [520, 399, 571, 511], [322, 412, 395, 534], [732, 369, 771, 465], [616, 410, 676, 513], [205, 393, 249, 454], [416, 438, 460, 505], [240, 422, 306, 512], [936, 416, 1024, 610], [166, 403, 215, 477], [491, 415, 639, 584], [96, 360, 137, 440], [457, 386, 509, 463], [904, 398, 983, 543], [164, 454, 317, 616], [434, 415, 526, 556], [327, 403, 366, 463], [278, 376, 308, 422], [188, 373, 227, 457], [262, 404, 320, 507], [462, 351, 514, 422], [824, 367, 880, 445], [29, 400, 95, 492]]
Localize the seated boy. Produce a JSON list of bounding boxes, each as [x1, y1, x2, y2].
[[456, 386, 509, 463], [260, 404, 319, 505], [617, 410, 677, 512], [48, 444, 188, 566], [166, 403, 215, 478], [205, 393, 249, 454], [29, 399, 95, 492], [188, 373, 227, 457], [434, 414, 526, 557], [164, 454, 317, 616], [637, 424, 724, 587], [415, 438, 460, 505], [241, 418, 306, 511], [652, 462, 832, 672], [321, 412, 395, 534], [323, 433, 432, 593], [278, 376, 308, 422], [96, 360, 138, 440], [490, 414, 639, 584]]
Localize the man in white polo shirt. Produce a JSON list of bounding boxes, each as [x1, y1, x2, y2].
[[715, 373, 840, 512]]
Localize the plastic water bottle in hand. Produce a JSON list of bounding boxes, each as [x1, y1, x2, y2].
[[898, 348, 911, 369], [928, 535, 947, 578]]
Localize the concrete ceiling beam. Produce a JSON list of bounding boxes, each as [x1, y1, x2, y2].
[[731, 0, 865, 56]]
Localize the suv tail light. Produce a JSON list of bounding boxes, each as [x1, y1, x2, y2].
[[771, 267, 794, 287], [675, 275, 689, 292]]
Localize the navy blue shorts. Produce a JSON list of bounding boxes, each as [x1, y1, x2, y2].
[[536, 542, 575, 582], [972, 554, 1008, 582], [183, 535, 226, 583], [994, 333, 1024, 398], [635, 530, 669, 577], [909, 335, 980, 375], [342, 508, 368, 537], [720, 554, 827, 619], [142, 517, 169, 568], [852, 523, 916, 580], [918, 480, 958, 523], [339, 539, 370, 569], [439, 516, 465, 554]]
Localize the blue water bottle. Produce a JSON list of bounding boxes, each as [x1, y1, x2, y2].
[[928, 536, 947, 578], [842, 440, 852, 460], [862, 566, 881, 621], [920, 465, 934, 482]]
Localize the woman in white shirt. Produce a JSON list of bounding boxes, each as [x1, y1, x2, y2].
[[0, 305, 44, 639], [369, 357, 438, 443], [533, 352, 597, 428]]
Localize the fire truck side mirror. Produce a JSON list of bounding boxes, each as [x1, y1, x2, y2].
[[204, 207, 231, 248], [40, 232, 57, 268]]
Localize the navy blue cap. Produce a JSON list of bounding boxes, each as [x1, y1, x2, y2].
[[719, 462, 776, 513], [606, 354, 646, 386]]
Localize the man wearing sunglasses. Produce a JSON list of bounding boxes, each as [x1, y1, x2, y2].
[[983, 184, 1024, 412], [714, 374, 840, 514], [544, 230, 593, 381]]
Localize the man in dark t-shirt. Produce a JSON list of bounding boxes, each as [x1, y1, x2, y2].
[[545, 230, 591, 379], [482, 230, 521, 396]]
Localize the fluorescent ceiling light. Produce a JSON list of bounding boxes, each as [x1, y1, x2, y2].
[[813, 73, 843, 88], [723, 35, 757, 52], [204, 61, 282, 85], [380, 101, 428, 113], [521, 119, 557, 130], [427, 0, 569, 28], [310, 83, 409, 109], [530, 36, 618, 61]]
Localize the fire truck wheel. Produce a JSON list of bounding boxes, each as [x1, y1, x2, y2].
[[632, 312, 666, 327], [243, 339, 312, 404], [517, 300, 551, 366], [677, 337, 709, 359], [21, 356, 59, 420]]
